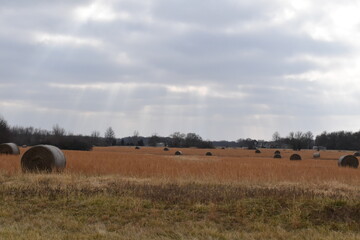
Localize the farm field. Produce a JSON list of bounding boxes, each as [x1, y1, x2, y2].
[[0, 147, 360, 239]]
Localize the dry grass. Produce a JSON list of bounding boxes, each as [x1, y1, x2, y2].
[[0, 173, 359, 239], [1, 147, 360, 239], [1, 147, 359, 185]]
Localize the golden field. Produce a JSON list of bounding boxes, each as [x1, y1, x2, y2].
[[1, 147, 360, 239], [1, 146, 359, 185]]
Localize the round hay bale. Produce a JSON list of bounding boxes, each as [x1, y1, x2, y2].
[[0, 143, 20, 155], [274, 154, 282, 159], [21, 145, 66, 173], [221, 147, 226, 150], [205, 152, 213, 156], [274, 150, 281, 155], [338, 155, 359, 169], [354, 151, 360, 157], [163, 147, 169, 151], [290, 154, 302, 161], [255, 149, 261, 154], [135, 146, 140, 150], [313, 152, 321, 158], [175, 151, 183, 156]]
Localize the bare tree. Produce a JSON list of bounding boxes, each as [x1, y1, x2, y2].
[[52, 124, 66, 136], [105, 127, 116, 146], [132, 130, 139, 146], [170, 132, 185, 147], [286, 131, 313, 150], [0, 116, 11, 143], [272, 131, 281, 142], [90, 130, 101, 146], [304, 131, 314, 149], [91, 131, 100, 138]]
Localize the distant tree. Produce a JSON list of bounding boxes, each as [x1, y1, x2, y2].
[[304, 131, 314, 149], [56, 136, 93, 151], [315, 130, 360, 150], [132, 130, 139, 145], [137, 139, 145, 146], [0, 116, 11, 143], [315, 131, 328, 148], [169, 132, 185, 147], [286, 131, 300, 150], [52, 124, 66, 136], [197, 140, 214, 149], [184, 133, 203, 148], [177, 133, 213, 148], [50, 124, 66, 146], [90, 130, 101, 146], [237, 138, 257, 149], [148, 134, 161, 147], [91, 131, 100, 138], [11, 126, 34, 145], [272, 131, 281, 142], [284, 131, 314, 150], [104, 127, 116, 146]]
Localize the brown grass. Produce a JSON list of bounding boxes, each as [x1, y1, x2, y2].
[[1, 147, 359, 185], [1, 147, 360, 239]]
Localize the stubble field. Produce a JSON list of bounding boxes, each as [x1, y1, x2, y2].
[[0, 147, 360, 239]]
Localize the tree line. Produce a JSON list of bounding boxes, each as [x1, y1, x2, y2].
[[238, 130, 360, 151], [315, 131, 360, 151], [271, 131, 314, 151], [1, 116, 360, 151], [0, 117, 213, 150], [236, 131, 315, 150]]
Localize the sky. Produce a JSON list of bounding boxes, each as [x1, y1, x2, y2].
[[1, 0, 360, 141]]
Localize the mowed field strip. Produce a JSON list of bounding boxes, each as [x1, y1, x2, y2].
[[1, 147, 359, 185]]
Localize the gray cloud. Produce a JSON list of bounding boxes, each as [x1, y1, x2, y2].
[[151, 0, 261, 25], [0, 0, 359, 140]]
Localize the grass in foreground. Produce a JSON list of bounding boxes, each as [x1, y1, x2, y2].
[[0, 174, 360, 240]]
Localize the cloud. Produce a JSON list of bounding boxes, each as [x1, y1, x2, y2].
[[74, 1, 119, 22], [0, 0, 359, 140], [33, 32, 103, 48]]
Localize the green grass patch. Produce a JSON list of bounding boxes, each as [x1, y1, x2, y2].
[[0, 174, 359, 239]]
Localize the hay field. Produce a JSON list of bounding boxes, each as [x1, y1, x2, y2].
[[1, 147, 359, 185], [1, 147, 360, 239]]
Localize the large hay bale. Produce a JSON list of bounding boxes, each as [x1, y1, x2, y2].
[[313, 152, 320, 158], [274, 150, 281, 155], [175, 151, 183, 156], [255, 149, 261, 154], [205, 152, 213, 156], [0, 143, 20, 155], [290, 154, 302, 161], [135, 146, 140, 150], [274, 154, 282, 159], [21, 145, 66, 173], [163, 147, 169, 151], [338, 155, 359, 169], [354, 152, 360, 157]]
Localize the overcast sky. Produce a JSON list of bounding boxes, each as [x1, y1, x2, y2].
[[1, 0, 360, 141]]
